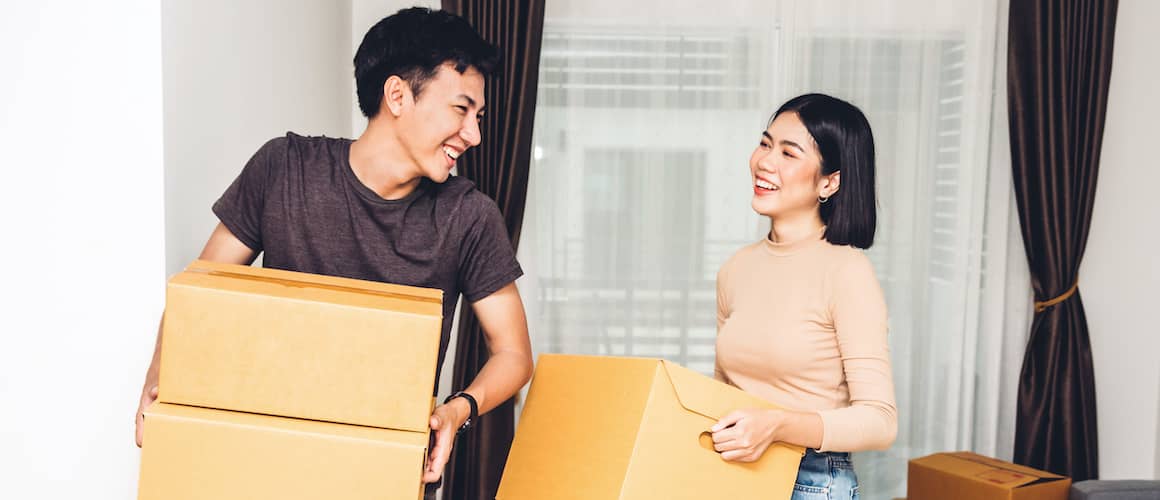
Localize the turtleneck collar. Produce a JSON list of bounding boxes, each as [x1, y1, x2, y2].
[[761, 225, 827, 256]]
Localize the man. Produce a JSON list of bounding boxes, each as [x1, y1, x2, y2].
[[134, 7, 533, 493]]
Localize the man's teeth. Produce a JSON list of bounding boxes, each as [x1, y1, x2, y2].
[[755, 179, 777, 190], [443, 147, 460, 160]]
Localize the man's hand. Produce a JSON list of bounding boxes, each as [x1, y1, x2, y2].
[[135, 385, 159, 448], [423, 398, 470, 483], [133, 223, 257, 448], [419, 281, 532, 484], [710, 408, 784, 462]]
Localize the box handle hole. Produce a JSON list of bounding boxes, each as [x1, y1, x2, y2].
[[698, 431, 716, 453]]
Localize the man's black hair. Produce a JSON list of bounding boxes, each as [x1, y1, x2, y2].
[[354, 8, 500, 118]]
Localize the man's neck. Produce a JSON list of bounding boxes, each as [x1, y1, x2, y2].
[[349, 120, 423, 200]]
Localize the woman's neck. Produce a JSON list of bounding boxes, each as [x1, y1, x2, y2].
[[768, 210, 825, 244]]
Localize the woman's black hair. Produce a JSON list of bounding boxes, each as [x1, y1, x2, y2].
[[772, 93, 877, 249]]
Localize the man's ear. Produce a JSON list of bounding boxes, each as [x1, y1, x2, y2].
[[382, 75, 410, 117]]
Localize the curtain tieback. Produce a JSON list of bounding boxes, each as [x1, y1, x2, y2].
[[1034, 280, 1079, 313]]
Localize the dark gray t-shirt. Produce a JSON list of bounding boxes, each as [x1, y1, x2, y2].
[[212, 132, 523, 378]]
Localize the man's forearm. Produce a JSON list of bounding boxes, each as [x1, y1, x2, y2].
[[455, 348, 533, 419], [141, 316, 164, 393]]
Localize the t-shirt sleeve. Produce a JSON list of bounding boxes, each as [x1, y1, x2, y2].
[[211, 137, 285, 251], [458, 194, 524, 303], [816, 252, 898, 452]]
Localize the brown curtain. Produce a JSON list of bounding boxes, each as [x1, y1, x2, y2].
[[1007, 0, 1117, 481], [439, 0, 545, 498]]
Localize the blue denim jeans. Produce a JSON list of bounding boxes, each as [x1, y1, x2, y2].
[[791, 448, 860, 500]]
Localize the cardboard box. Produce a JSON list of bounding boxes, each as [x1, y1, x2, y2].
[[159, 260, 442, 431], [139, 403, 427, 500], [908, 452, 1071, 500], [497, 354, 806, 500]]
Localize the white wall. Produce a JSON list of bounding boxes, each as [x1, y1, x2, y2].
[[1081, 0, 1160, 481], [0, 2, 167, 499], [163, 0, 353, 275]]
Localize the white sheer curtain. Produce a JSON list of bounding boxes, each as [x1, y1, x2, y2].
[[514, 1, 1029, 497]]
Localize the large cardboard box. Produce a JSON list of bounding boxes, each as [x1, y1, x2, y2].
[[498, 354, 806, 500], [139, 403, 428, 500], [908, 452, 1071, 500], [159, 260, 442, 431]]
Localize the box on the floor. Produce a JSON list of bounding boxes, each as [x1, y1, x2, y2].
[[908, 451, 1071, 500], [498, 354, 806, 500], [158, 260, 443, 431], [138, 403, 428, 500]]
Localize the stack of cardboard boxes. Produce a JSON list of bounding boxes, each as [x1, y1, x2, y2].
[[137, 261, 443, 500]]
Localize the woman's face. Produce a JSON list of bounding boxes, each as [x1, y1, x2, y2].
[[749, 112, 837, 219]]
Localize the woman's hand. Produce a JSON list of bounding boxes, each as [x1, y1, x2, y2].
[[710, 408, 785, 462]]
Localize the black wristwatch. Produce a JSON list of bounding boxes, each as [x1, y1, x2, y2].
[[443, 391, 478, 434]]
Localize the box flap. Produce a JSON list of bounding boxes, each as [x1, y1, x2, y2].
[[944, 452, 1065, 481], [612, 361, 804, 500], [659, 360, 805, 460], [661, 360, 779, 420], [184, 260, 442, 305]]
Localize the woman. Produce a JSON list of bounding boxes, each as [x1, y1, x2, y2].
[[710, 93, 897, 499]]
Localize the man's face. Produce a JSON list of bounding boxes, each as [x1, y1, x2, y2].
[[396, 63, 485, 183]]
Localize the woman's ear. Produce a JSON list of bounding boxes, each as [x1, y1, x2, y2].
[[819, 170, 841, 198]]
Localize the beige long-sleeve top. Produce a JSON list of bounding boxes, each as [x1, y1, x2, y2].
[[715, 227, 897, 452]]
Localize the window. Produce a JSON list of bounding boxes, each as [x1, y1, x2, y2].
[[519, 3, 1011, 497]]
